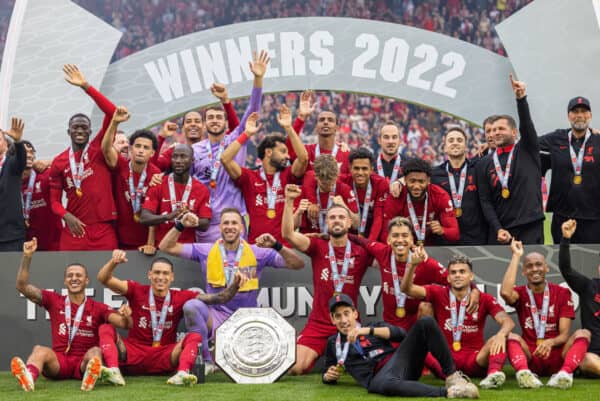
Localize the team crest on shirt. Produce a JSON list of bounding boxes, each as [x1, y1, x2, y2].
[[320, 268, 329, 281], [139, 316, 148, 329], [256, 194, 264, 206], [35, 181, 42, 193], [86, 315, 92, 325], [58, 323, 67, 336]]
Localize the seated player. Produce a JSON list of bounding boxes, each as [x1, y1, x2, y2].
[[96, 250, 245, 386], [401, 249, 514, 389], [323, 294, 479, 398], [501, 238, 590, 388], [11, 238, 128, 392]]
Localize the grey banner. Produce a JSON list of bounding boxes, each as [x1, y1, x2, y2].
[[1, 244, 599, 368]]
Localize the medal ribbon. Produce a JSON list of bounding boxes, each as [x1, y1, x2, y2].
[[335, 322, 363, 366], [328, 241, 352, 294], [64, 296, 87, 351], [377, 153, 401, 182], [149, 288, 171, 345], [206, 140, 226, 184], [353, 181, 372, 235], [218, 239, 244, 285], [317, 183, 336, 234], [167, 173, 192, 213], [568, 130, 590, 179], [128, 163, 148, 214], [390, 252, 408, 310], [68, 143, 90, 193], [492, 146, 515, 194], [22, 171, 37, 220], [449, 289, 470, 344], [259, 168, 281, 213], [446, 162, 467, 210], [526, 283, 550, 343], [316, 143, 339, 159], [406, 192, 428, 243]]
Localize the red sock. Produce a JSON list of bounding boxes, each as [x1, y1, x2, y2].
[[487, 351, 506, 374], [507, 339, 528, 371], [98, 324, 119, 368], [26, 364, 39, 382], [177, 333, 202, 372], [561, 337, 589, 374], [424, 352, 446, 379]]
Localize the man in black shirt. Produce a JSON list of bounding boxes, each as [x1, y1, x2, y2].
[[477, 76, 544, 244], [559, 219, 600, 376], [539, 97, 600, 243], [431, 127, 487, 245], [376, 121, 404, 182], [0, 118, 27, 251], [322, 294, 479, 398]]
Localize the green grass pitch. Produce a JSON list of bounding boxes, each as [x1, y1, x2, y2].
[[2, 369, 600, 401]]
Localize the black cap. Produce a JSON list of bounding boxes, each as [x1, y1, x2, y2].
[[329, 293, 355, 313], [567, 97, 591, 112]]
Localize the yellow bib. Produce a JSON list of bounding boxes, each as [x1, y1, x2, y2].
[[206, 240, 258, 292]]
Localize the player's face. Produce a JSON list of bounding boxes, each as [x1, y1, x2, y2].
[[205, 110, 226, 136], [267, 143, 290, 171], [148, 262, 174, 293], [316, 177, 336, 193], [68, 116, 91, 146], [315, 112, 338, 137], [330, 305, 358, 335], [114, 133, 129, 159], [492, 118, 517, 147], [326, 206, 351, 238], [24, 144, 35, 169], [220, 212, 244, 244], [387, 224, 414, 258], [484, 123, 496, 150], [522, 253, 548, 285], [447, 263, 473, 290], [378, 125, 401, 156], [350, 158, 372, 187], [171, 146, 193, 175], [131, 137, 155, 164], [182, 111, 203, 142], [568, 107, 592, 132], [64, 265, 89, 294], [444, 131, 466, 158], [405, 172, 429, 200]]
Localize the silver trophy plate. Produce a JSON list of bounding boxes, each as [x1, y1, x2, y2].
[[215, 307, 296, 384]]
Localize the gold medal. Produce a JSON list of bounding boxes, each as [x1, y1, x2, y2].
[[76, 188, 83, 197], [416, 240, 424, 246], [152, 341, 161, 348], [536, 338, 543, 346], [267, 209, 276, 219], [452, 341, 461, 352], [210, 180, 216, 189], [336, 364, 344, 373], [501, 188, 510, 199], [455, 207, 462, 218], [573, 175, 582, 185], [396, 307, 406, 318], [134, 213, 140, 223]]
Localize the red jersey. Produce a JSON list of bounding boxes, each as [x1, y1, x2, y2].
[[380, 183, 459, 244], [297, 171, 358, 234], [21, 170, 61, 250], [425, 285, 505, 352], [511, 283, 575, 346], [339, 173, 388, 240], [235, 166, 299, 243], [305, 237, 372, 326], [124, 280, 198, 346], [365, 241, 447, 330], [49, 86, 117, 224], [112, 156, 161, 248], [142, 175, 211, 244], [41, 290, 114, 356]]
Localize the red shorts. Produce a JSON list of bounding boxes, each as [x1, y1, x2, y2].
[[297, 320, 337, 357], [528, 344, 564, 376], [49, 352, 85, 380], [119, 339, 177, 375], [59, 222, 117, 251], [452, 349, 487, 378]]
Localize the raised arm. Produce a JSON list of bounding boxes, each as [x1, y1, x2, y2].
[[510, 75, 539, 152], [221, 112, 261, 181], [282, 184, 311, 252], [97, 250, 130, 295], [559, 219, 591, 293], [5, 118, 26, 176], [500, 239, 523, 305], [399, 246, 427, 299], [232, 50, 269, 134], [255, 233, 305, 270], [278, 105, 308, 178], [16, 238, 42, 305], [286, 90, 314, 161], [102, 107, 130, 169], [158, 213, 200, 256]]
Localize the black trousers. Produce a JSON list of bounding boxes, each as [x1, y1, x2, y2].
[[0, 238, 24, 252], [367, 317, 453, 397], [551, 214, 600, 244], [489, 219, 544, 244]]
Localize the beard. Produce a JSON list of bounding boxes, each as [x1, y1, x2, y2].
[[571, 121, 589, 132], [328, 226, 348, 238]]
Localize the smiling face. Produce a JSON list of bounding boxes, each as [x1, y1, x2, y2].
[[114, 133, 129, 159], [266, 142, 290, 171], [568, 106, 592, 132], [484, 122, 496, 150], [68, 116, 91, 147], [182, 111, 203, 143], [220, 211, 244, 244], [205, 109, 227, 136], [522, 252, 548, 286], [387, 223, 414, 260], [444, 130, 467, 158], [492, 118, 517, 147], [330, 304, 359, 335], [147, 261, 174, 294], [64, 265, 89, 295], [405, 171, 429, 200], [24, 143, 35, 169], [447, 262, 473, 291], [350, 158, 372, 188], [315, 111, 338, 137], [326, 205, 352, 238], [378, 124, 401, 156]]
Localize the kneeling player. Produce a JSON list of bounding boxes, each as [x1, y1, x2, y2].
[[11, 238, 129, 392], [96, 250, 244, 386]]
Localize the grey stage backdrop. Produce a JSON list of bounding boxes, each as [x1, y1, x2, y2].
[[1, 245, 599, 367]]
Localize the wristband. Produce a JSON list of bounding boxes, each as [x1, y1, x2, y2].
[[174, 219, 185, 232], [272, 241, 283, 252], [369, 327, 374, 336], [237, 132, 248, 145]]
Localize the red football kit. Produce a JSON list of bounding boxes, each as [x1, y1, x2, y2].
[[21, 170, 61, 250], [339, 173, 388, 240]]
